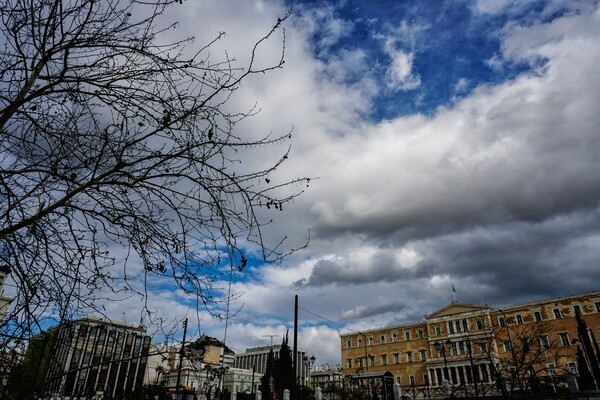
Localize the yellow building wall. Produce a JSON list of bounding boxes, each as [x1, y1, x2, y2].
[[340, 291, 600, 387]]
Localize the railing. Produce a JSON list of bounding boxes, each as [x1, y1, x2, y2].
[[299, 376, 596, 400]]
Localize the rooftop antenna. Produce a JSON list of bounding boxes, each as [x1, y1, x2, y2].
[[262, 334, 278, 347]]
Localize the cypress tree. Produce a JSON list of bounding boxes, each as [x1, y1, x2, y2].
[[259, 349, 275, 400], [275, 331, 297, 395], [576, 346, 596, 390], [576, 312, 600, 388]]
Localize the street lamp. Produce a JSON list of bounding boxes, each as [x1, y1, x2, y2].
[[465, 339, 479, 397], [434, 339, 452, 382], [499, 308, 520, 392], [303, 355, 316, 388]]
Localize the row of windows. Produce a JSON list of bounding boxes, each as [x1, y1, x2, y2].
[[501, 332, 575, 353], [395, 374, 429, 386], [345, 300, 600, 350], [432, 318, 485, 337], [347, 330, 425, 348], [345, 350, 428, 368], [498, 302, 600, 327]]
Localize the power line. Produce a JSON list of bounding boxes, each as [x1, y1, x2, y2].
[[297, 305, 351, 332]]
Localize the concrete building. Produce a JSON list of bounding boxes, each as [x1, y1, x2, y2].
[[309, 363, 343, 391], [153, 335, 241, 398], [144, 343, 176, 385], [222, 367, 263, 394], [340, 290, 600, 391], [42, 317, 151, 398], [234, 345, 308, 382]]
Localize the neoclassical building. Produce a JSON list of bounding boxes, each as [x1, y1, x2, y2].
[[234, 344, 308, 382], [340, 290, 600, 389]]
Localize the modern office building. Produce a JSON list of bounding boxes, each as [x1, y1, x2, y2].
[[340, 290, 600, 391], [42, 317, 151, 398]]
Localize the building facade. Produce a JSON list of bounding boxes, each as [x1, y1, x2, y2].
[[43, 317, 151, 398], [222, 367, 263, 394], [162, 344, 235, 388], [309, 363, 343, 391], [340, 291, 600, 391], [234, 345, 307, 382]]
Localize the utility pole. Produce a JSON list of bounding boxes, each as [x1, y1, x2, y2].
[[176, 318, 188, 400], [294, 295, 299, 384], [357, 331, 369, 372]]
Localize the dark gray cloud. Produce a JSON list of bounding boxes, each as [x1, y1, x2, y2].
[[339, 301, 407, 321], [409, 208, 600, 305], [293, 252, 439, 288]]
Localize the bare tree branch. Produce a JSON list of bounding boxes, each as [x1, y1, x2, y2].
[[0, 0, 307, 338]]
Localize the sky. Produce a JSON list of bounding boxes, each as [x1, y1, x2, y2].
[[101, 0, 600, 368]]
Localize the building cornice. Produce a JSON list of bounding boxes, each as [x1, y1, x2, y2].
[[493, 290, 600, 312]]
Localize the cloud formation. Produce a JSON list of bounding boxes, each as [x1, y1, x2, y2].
[[89, 1, 600, 368]]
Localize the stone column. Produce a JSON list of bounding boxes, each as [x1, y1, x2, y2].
[[485, 364, 492, 383]]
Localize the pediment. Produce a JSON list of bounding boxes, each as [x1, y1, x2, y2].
[[426, 301, 489, 319]]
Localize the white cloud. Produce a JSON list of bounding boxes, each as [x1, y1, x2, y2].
[[454, 78, 470, 93], [84, 1, 600, 368], [377, 20, 424, 91], [385, 49, 421, 90]]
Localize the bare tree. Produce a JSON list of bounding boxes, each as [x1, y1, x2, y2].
[[478, 320, 570, 396], [0, 0, 307, 339]]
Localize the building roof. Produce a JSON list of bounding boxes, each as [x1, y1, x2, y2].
[[493, 290, 600, 312], [425, 300, 490, 319], [77, 316, 148, 333], [340, 290, 600, 339]]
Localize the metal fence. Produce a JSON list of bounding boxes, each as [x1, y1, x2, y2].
[[312, 379, 599, 400]]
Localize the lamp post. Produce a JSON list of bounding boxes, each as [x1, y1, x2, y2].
[[434, 339, 452, 382], [499, 308, 520, 392], [465, 339, 479, 397], [303, 355, 316, 388]]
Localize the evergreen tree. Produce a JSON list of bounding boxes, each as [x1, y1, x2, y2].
[[576, 346, 596, 391], [258, 332, 298, 400], [576, 312, 600, 388], [274, 331, 296, 396], [589, 329, 600, 371], [259, 349, 274, 400]]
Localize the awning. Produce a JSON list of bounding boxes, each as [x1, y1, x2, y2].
[[347, 371, 393, 380]]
